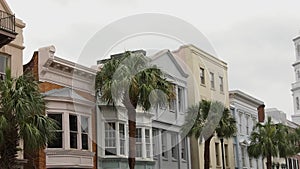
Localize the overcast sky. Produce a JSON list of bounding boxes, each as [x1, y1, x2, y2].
[[7, 0, 300, 120]]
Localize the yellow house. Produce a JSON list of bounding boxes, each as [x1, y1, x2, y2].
[[173, 44, 235, 169]]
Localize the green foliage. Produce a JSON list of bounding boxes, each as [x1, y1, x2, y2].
[[248, 116, 295, 160], [182, 100, 237, 140], [0, 69, 57, 168], [96, 51, 174, 110]]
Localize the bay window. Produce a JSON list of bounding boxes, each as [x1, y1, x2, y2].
[[47, 112, 90, 150]]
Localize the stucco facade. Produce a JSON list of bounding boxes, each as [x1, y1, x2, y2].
[[23, 46, 97, 169], [229, 90, 264, 169], [173, 44, 234, 169]]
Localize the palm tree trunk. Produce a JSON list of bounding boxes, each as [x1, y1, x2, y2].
[[266, 155, 272, 169], [204, 135, 213, 169], [128, 110, 136, 169]]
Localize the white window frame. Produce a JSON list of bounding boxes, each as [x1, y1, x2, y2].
[[219, 76, 224, 92], [105, 122, 117, 155]]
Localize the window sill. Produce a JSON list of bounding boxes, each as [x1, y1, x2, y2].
[[172, 158, 178, 162], [200, 84, 206, 87], [181, 159, 187, 163], [162, 157, 168, 161]]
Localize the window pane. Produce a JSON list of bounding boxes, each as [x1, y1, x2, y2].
[[69, 115, 78, 131], [48, 132, 62, 148], [81, 116, 88, 133], [162, 130, 168, 158], [171, 133, 178, 159], [136, 128, 142, 157], [82, 134, 88, 150], [0, 56, 7, 73], [47, 113, 63, 148], [70, 132, 78, 148], [181, 137, 187, 160], [119, 123, 125, 155], [105, 122, 116, 155], [48, 114, 62, 130]]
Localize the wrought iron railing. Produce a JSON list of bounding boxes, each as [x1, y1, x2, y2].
[[0, 10, 15, 33]]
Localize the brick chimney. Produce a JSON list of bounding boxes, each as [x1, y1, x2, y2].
[[257, 104, 265, 122]]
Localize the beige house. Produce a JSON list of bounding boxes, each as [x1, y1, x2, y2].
[[173, 44, 235, 169], [0, 0, 26, 168]]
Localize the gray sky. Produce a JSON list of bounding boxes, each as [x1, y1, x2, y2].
[[7, 0, 300, 119]]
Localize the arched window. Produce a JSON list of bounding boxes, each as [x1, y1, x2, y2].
[[297, 71, 300, 79]]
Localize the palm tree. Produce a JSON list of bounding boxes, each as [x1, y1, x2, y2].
[[247, 116, 292, 169], [96, 51, 174, 169], [0, 69, 57, 168], [182, 100, 237, 169]]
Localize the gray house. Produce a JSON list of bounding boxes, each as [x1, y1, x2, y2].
[[96, 50, 191, 169], [229, 90, 264, 169], [150, 49, 191, 169]]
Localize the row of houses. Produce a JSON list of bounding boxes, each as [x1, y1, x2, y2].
[[1, 0, 300, 168]]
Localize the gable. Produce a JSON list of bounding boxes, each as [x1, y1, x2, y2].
[[151, 50, 188, 81]]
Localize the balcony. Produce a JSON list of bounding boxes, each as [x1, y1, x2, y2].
[[0, 10, 17, 48]]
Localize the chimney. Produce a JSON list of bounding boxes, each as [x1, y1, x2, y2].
[[257, 104, 265, 122]]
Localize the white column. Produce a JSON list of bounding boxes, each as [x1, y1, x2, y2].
[[64, 112, 70, 149]]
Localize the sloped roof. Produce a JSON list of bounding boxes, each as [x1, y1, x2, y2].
[[43, 87, 91, 103]]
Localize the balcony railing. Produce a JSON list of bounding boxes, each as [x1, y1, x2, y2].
[[0, 10, 15, 33]]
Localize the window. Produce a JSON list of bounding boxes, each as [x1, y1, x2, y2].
[[225, 144, 229, 166], [215, 143, 220, 166], [69, 115, 78, 149], [297, 97, 299, 110], [119, 123, 125, 155], [209, 72, 215, 89], [0, 55, 8, 80], [162, 130, 168, 158], [297, 45, 300, 57], [297, 71, 300, 79], [152, 128, 158, 157], [239, 113, 242, 133], [171, 133, 178, 160], [81, 116, 89, 150], [178, 87, 184, 112], [256, 159, 259, 169], [249, 158, 253, 168], [105, 122, 116, 155], [48, 114, 63, 148], [219, 76, 224, 92], [246, 115, 249, 135], [145, 129, 151, 158], [200, 67, 205, 85], [181, 137, 187, 161], [136, 128, 142, 157], [241, 146, 246, 167], [169, 85, 176, 112]]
